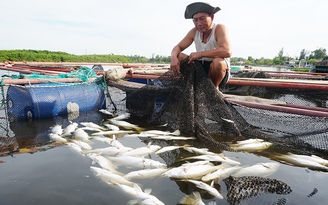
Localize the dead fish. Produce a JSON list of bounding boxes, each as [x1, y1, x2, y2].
[[92, 135, 125, 149], [179, 192, 205, 205], [99, 109, 114, 116], [110, 113, 131, 121], [109, 119, 144, 131], [86, 153, 121, 175], [185, 179, 223, 199], [113, 182, 138, 198], [80, 122, 105, 131], [132, 183, 165, 205], [91, 130, 134, 136], [162, 163, 220, 179], [62, 122, 78, 136], [90, 166, 133, 187], [49, 133, 67, 143], [183, 147, 216, 155], [273, 153, 328, 171], [71, 140, 92, 150], [236, 138, 264, 145], [155, 145, 184, 154], [285, 153, 328, 167], [182, 154, 240, 165], [230, 141, 273, 152], [124, 168, 167, 180], [109, 156, 166, 169], [140, 129, 180, 136], [103, 123, 120, 131], [121, 143, 161, 157], [149, 135, 197, 140], [66, 142, 84, 156], [202, 164, 241, 182], [233, 162, 280, 177], [50, 124, 63, 135], [74, 128, 90, 142], [84, 145, 132, 155]]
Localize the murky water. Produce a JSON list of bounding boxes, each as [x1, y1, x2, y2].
[[1, 87, 328, 205]]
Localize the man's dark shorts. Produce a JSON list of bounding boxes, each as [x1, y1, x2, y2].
[[196, 60, 230, 88]]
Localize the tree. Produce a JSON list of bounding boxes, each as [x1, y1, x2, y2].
[[299, 49, 309, 60], [309, 48, 326, 59]]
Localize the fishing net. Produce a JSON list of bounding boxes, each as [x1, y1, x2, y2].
[[222, 71, 328, 109], [126, 58, 328, 157]]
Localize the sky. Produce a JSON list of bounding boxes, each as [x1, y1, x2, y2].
[[1, 0, 328, 59]]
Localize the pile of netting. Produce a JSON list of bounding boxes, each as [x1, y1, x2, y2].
[[126, 58, 328, 157]]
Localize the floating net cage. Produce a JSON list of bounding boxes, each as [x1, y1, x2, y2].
[[126, 59, 328, 159], [0, 67, 112, 154], [222, 71, 328, 109]]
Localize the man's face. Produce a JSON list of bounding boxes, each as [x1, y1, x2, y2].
[[192, 12, 212, 33]]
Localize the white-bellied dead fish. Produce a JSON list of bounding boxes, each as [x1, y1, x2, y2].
[[181, 160, 212, 167], [283, 153, 328, 167], [235, 138, 264, 145], [50, 124, 63, 135], [103, 123, 120, 131], [230, 141, 273, 152], [109, 119, 144, 132], [113, 182, 138, 198], [273, 153, 328, 171], [185, 179, 224, 199], [182, 154, 240, 165], [183, 147, 216, 155], [66, 142, 84, 156], [80, 122, 105, 131], [86, 153, 122, 175], [62, 122, 78, 136], [110, 113, 131, 121], [71, 139, 92, 150], [90, 166, 133, 187], [108, 156, 166, 169], [232, 162, 280, 177], [140, 129, 180, 136], [132, 183, 165, 205], [162, 163, 220, 180], [149, 135, 197, 140], [49, 133, 67, 143], [91, 130, 135, 136], [84, 145, 132, 156], [99, 109, 114, 116], [202, 164, 241, 182], [74, 128, 90, 142], [124, 168, 167, 180], [179, 192, 205, 205], [155, 145, 185, 154], [92, 135, 125, 149], [121, 143, 161, 157]]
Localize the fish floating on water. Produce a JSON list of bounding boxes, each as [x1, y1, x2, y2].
[[185, 179, 224, 199], [99, 109, 114, 116], [272, 153, 328, 171], [179, 192, 205, 205], [232, 162, 280, 177], [230, 138, 273, 152]]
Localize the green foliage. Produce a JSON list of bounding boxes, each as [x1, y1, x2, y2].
[[1, 47, 327, 67], [0, 50, 171, 64]]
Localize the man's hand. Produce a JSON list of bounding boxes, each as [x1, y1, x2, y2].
[[170, 56, 180, 74], [188, 52, 202, 64]]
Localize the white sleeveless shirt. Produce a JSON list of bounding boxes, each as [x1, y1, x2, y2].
[[194, 23, 230, 67]]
